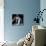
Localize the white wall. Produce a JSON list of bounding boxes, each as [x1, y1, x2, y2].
[[0, 0, 4, 42]]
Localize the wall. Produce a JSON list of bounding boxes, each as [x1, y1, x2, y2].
[[4, 0, 40, 42], [40, 0, 46, 26], [0, 0, 4, 42]]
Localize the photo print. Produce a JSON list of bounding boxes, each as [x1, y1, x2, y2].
[[12, 14, 24, 25]]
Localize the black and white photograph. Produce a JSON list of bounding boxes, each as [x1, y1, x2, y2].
[[12, 14, 24, 25]]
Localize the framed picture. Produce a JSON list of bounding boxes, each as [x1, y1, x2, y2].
[[12, 14, 24, 25]]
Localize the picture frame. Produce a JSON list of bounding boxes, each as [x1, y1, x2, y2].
[[12, 14, 24, 26]]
